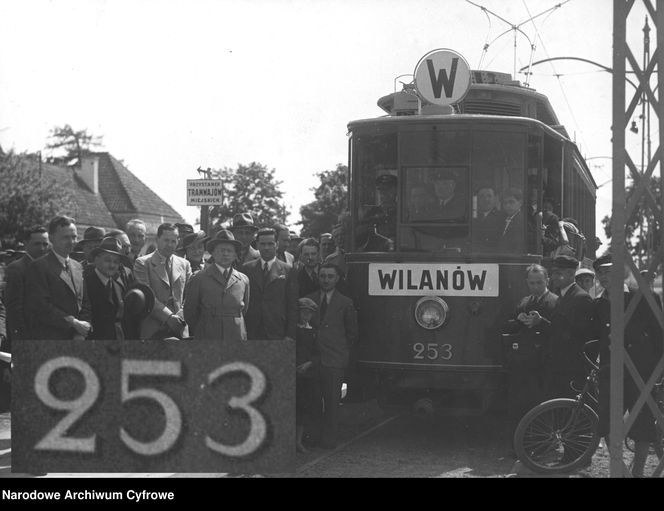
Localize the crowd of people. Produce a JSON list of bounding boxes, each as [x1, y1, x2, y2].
[[502, 254, 663, 476], [0, 212, 354, 451]]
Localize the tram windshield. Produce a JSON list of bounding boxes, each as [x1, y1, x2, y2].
[[352, 127, 533, 255]]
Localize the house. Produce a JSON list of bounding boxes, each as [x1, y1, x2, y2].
[[31, 152, 184, 238]]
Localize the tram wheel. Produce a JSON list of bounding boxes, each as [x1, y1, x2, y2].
[[513, 398, 600, 475]]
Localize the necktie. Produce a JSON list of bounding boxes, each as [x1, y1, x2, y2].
[[262, 261, 269, 282], [106, 279, 114, 303], [319, 294, 328, 322], [64, 260, 78, 297], [165, 256, 174, 290]]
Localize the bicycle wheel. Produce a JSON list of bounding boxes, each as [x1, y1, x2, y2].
[[514, 398, 600, 474]]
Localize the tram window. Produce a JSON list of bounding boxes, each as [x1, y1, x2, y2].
[[354, 132, 398, 252], [471, 131, 526, 254]]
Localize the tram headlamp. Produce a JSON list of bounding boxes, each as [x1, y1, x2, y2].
[[414, 297, 449, 330]]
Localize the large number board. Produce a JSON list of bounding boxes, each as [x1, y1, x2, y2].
[[11, 340, 294, 473]]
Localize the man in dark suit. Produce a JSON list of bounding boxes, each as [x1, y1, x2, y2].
[[229, 212, 261, 266], [243, 228, 297, 341], [26, 216, 91, 340], [81, 237, 131, 340], [498, 187, 526, 254], [5, 225, 50, 342], [502, 264, 559, 430], [289, 238, 321, 298], [473, 186, 505, 248], [592, 254, 663, 477], [306, 263, 358, 449], [432, 170, 466, 221], [545, 255, 594, 398]]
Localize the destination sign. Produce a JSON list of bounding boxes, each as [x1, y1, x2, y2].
[[368, 263, 499, 296], [187, 179, 224, 206]]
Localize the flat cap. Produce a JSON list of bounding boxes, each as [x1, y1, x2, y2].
[[552, 254, 579, 270], [575, 267, 595, 278], [592, 254, 613, 272]]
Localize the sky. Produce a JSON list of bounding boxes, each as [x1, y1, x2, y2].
[[0, 0, 656, 245]]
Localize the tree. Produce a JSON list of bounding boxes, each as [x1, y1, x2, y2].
[[208, 162, 289, 230], [0, 151, 76, 239], [298, 164, 348, 238], [602, 175, 661, 268], [45, 125, 103, 167]]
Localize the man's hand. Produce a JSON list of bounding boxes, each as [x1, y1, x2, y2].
[[166, 315, 185, 335], [522, 310, 543, 327], [72, 319, 92, 337]]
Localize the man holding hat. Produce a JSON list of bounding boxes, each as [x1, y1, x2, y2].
[[591, 253, 663, 476], [543, 254, 594, 398], [81, 237, 131, 340], [184, 230, 249, 341], [229, 212, 261, 266]]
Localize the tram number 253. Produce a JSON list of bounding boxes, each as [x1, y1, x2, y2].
[[412, 342, 453, 361], [34, 356, 267, 458]]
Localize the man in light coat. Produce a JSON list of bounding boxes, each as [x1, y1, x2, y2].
[[134, 223, 192, 339], [184, 231, 249, 341]]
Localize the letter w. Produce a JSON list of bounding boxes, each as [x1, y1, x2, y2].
[[467, 270, 487, 290], [427, 58, 458, 98], [377, 270, 397, 290]]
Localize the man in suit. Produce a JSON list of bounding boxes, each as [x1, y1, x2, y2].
[[229, 212, 261, 266], [126, 218, 156, 268], [306, 263, 358, 449], [243, 228, 297, 341], [5, 225, 50, 342], [545, 254, 594, 399], [502, 264, 559, 431], [498, 188, 526, 254], [133, 223, 192, 340], [473, 186, 504, 248], [26, 216, 91, 340], [592, 254, 663, 477], [432, 170, 466, 221], [290, 238, 321, 298], [73, 226, 106, 266], [81, 237, 130, 340]]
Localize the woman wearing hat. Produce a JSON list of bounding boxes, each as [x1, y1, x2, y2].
[[80, 237, 131, 340], [177, 231, 210, 274], [183, 231, 250, 341]]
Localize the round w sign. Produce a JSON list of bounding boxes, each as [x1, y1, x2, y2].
[[414, 49, 471, 106]]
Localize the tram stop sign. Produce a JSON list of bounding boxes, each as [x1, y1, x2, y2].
[[414, 49, 471, 107]]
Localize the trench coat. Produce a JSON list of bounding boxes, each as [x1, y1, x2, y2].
[[183, 264, 250, 341]]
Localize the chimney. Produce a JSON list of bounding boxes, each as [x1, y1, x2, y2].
[[78, 155, 99, 194]]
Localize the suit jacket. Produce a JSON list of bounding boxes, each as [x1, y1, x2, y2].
[[306, 289, 358, 369], [184, 265, 250, 341], [437, 194, 466, 221], [26, 251, 85, 340], [243, 258, 297, 340], [81, 269, 127, 340], [290, 265, 320, 298], [133, 251, 192, 339], [4, 254, 32, 341], [498, 209, 526, 253], [239, 245, 261, 266], [547, 283, 594, 375], [474, 209, 505, 247]]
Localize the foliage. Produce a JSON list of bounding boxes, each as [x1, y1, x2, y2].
[[0, 151, 76, 240], [45, 125, 103, 166], [207, 162, 289, 230], [298, 164, 348, 238], [602, 175, 661, 267]]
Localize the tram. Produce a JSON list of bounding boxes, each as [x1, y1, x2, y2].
[[344, 50, 597, 415]]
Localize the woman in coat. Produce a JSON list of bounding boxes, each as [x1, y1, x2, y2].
[[183, 230, 250, 341]]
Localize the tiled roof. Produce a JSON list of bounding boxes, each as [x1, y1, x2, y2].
[[19, 158, 117, 229], [102, 153, 182, 219]]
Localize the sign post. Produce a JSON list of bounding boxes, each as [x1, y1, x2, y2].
[[188, 172, 223, 233]]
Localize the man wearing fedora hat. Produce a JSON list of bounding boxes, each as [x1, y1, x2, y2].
[[184, 230, 249, 341], [73, 226, 106, 266], [541, 254, 594, 398], [432, 169, 466, 221], [81, 237, 131, 340], [229, 212, 261, 266], [177, 231, 210, 274]]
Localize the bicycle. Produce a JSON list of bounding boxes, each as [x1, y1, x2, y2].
[[513, 341, 601, 474]]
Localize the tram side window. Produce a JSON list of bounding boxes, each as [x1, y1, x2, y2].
[[471, 131, 526, 254], [354, 132, 398, 252]]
